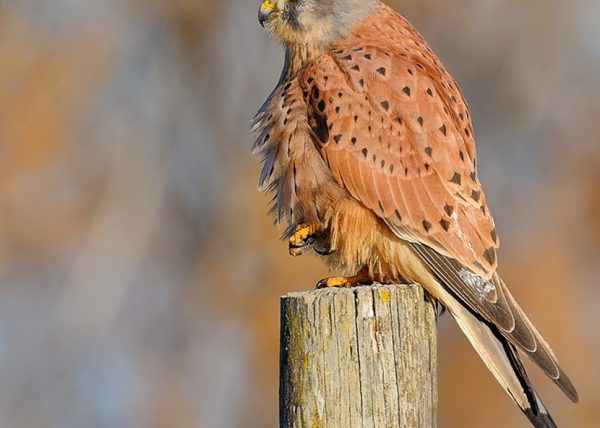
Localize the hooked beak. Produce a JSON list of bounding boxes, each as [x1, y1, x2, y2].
[[258, 0, 276, 28]]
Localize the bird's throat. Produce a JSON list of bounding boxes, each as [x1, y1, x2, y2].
[[283, 43, 326, 78]]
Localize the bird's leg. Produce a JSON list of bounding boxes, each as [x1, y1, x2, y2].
[[316, 266, 373, 289], [289, 223, 320, 256]]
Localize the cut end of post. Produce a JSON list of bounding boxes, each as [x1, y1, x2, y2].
[[279, 283, 438, 428]]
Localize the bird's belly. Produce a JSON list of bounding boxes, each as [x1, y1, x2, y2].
[[320, 196, 427, 283]]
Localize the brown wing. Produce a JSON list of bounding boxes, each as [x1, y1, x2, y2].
[[301, 46, 497, 276], [298, 44, 578, 402]]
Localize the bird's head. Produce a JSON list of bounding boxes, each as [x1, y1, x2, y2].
[[258, 0, 379, 47]]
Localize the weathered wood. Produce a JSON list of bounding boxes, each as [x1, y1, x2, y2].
[[279, 283, 437, 428]]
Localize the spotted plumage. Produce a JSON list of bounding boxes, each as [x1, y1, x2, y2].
[[254, 1, 578, 426]]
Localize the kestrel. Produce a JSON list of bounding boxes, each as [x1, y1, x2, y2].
[[253, 0, 578, 426]]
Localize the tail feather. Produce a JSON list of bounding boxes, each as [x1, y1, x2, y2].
[[450, 299, 558, 428], [500, 326, 558, 428], [492, 273, 579, 403]]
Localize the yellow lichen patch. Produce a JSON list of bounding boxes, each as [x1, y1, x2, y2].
[[340, 317, 350, 333], [285, 310, 313, 405], [311, 407, 323, 428], [378, 288, 391, 303], [302, 352, 310, 371]]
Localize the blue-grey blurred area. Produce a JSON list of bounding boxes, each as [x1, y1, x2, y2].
[[0, 0, 598, 426]]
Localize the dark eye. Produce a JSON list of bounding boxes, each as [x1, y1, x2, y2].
[[282, 2, 300, 25]]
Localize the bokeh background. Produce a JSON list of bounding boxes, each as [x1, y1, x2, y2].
[[0, 0, 599, 427]]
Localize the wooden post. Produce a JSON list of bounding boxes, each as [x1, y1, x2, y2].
[[279, 283, 437, 428]]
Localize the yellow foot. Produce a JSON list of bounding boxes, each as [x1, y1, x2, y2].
[[315, 271, 373, 289], [289, 224, 318, 256]]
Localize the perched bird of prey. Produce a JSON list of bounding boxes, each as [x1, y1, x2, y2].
[[253, 0, 578, 426]]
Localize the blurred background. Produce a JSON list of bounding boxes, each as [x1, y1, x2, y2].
[[0, 0, 598, 426]]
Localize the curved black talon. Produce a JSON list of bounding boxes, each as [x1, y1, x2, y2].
[[315, 279, 325, 289], [315, 278, 332, 289], [314, 245, 333, 256], [289, 235, 314, 256]]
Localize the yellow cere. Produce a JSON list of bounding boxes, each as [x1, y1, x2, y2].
[[261, 0, 276, 12]]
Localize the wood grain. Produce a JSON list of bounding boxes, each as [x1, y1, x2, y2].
[[280, 283, 437, 428]]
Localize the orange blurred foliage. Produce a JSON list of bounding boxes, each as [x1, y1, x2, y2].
[[0, 0, 598, 427]]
